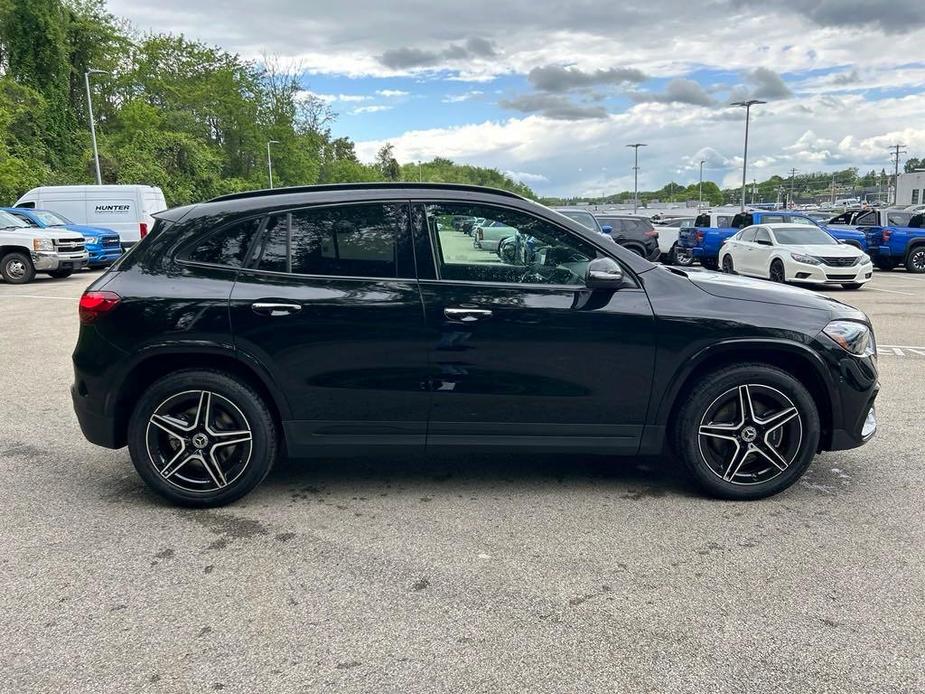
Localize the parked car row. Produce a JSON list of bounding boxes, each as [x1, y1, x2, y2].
[[0, 184, 166, 284]]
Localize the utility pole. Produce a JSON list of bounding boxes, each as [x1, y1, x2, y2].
[[730, 99, 766, 212], [752, 179, 757, 205], [788, 168, 798, 208], [831, 173, 836, 205], [889, 143, 907, 206], [698, 160, 705, 210], [626, 143, 647, 214], [84, 69, 110, 185], [266, 140, 279, 188]]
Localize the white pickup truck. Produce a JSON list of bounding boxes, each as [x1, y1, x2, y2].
[[0, 209, 89, 284]]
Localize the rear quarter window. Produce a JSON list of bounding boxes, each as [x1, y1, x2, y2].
[[180, 217, 262, 267]]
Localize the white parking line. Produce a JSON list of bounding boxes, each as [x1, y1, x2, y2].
[[866, 286, 916, 296], [878, 345, 925, 357]]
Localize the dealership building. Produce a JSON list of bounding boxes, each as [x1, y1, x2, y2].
[[897, 171, 925, 206]]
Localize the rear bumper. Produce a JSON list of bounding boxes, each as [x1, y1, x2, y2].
[[71, 383, 122, 448], [867, 245, 892, 258]]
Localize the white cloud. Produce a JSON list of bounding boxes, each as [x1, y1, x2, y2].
[[442, 90, 484, 103], [503, 170, 550, 184], [376, 89, 410, 97], [350, 104, 394, 114], [300, 90, 371, 103]]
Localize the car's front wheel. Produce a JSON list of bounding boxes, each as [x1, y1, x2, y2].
[[769, 259, 786, 283], [127, 370, 278, 507], [721, 254, 735, 274], [1, 252, 36, 284], [673, 364, 820, 500]]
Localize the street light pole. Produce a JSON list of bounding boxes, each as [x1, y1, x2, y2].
[[698, 159, 705, 210], [84, 69, 110, 185], [266, 140, 280, 189], [730, 99, 766, 212], [626, 143, 647, 214]]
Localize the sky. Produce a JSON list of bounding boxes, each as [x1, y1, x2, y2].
[[107, 0, 925, 197]]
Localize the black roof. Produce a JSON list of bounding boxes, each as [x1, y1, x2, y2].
[[209, 182, 526, 203]]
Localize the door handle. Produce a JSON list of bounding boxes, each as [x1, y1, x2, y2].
[[251, 302, 302, 317], [444, 307, 493, 322]]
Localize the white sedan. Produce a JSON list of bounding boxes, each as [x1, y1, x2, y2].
[[718, 223, 873, 289]]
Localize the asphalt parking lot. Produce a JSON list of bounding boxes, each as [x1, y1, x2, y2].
[[1, 269, 923, 693]]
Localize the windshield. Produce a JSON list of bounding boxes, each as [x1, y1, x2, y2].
[[32, 210, 71, 226], [0, 210, 29, 228], [783, 216, 816, 226], [559, 210, 599, 232], [773, 227, 838, 245]]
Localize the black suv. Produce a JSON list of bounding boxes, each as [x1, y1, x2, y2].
[[594, 214, 661, 261], [72, 184, 879, 507]]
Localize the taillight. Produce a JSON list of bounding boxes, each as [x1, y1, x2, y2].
[[140, 222, 148, 238], [696, 231, 704, 242], [476, 229, 483, 240], [881, 228, 891, 242], [644, 230, 659, 238], [79, 291, 121, 324]]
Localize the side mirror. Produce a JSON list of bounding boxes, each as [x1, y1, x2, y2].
[[601, 224, 613, 235], [586, 257, 624, 289]]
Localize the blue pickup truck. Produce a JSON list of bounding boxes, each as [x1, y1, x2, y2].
[[864, 213, 925, 272], [678, 209, 866, 269]]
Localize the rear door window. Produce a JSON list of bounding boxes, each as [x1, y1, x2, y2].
[[755, 227, 771, 245], [252, 203, 414, 279], [740, 228, 757, 242]]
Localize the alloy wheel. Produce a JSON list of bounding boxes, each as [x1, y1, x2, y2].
[[697, 384, 803, 485], [910, 249, 925, 272], [770, 263, 785, 283], [145, 390, 253, 493]]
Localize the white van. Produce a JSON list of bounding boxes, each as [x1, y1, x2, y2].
[[14, 185, 167, 248]]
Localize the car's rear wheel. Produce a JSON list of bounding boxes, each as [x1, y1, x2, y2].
[[127, 370, 278, 507], [669, 244, 693, 266], [673, 364, 820, 500], [701, 257, 718, 271], [769, 259, 786, 283], [905, 246, 925, 273], [874, 258, 897, 271], [721, 254, 735, 274], [1, 252, 35, 284]]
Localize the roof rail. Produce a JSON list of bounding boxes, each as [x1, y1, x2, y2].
[[208, 182, 527, 203]]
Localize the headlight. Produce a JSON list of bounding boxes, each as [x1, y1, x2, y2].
[[32, 238, 54, 251], [790, 252, 821, 265], [823, 320, 875, 357], [83, 236, 98, 244]]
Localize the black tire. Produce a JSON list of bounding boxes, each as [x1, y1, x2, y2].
[[127, 369, 278, 507], [1, 252, 36, 284], [672, 363, 820, 500], [701, 257, 718, 271], [905, 246, 925, 273], [841, 282, 863, 290], [769, 259, 786, 283], [721, 254, 735, 274], [874, 259, 897, 271], [669, 244, 693, 266], [47, 269, 73, 279]]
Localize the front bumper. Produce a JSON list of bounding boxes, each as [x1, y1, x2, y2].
[[32, 251, 89, 272], [88, 248, 122, 266], [790, 260, 873, 285]]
